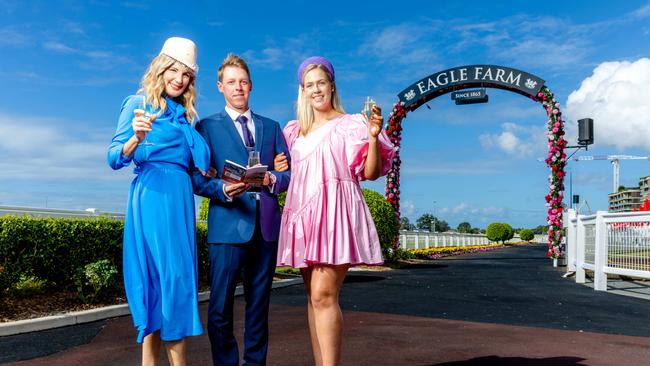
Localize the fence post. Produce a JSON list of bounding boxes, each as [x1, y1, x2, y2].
[[400, 234, 406, 250], [566, 209, 577, 272], [425, 234, 430, 249], [434, 234, 438, 248], [414, 234, 419, 250], [593, 211, 608, 291], [575, 215, 586, 284]]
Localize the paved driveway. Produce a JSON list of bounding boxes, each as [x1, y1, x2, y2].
[[4, 244, 650, 365]]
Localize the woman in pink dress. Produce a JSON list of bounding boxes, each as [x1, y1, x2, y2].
[[276, 56, 395, 365]]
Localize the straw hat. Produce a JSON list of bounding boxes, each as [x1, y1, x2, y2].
[[159, 37, 198, 74]]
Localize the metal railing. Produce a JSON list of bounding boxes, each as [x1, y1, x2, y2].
[[566, 209, 650, 291]]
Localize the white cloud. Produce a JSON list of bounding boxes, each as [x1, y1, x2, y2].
[[441, 202, 505, 216], [566, 58, 650, 150], [401, 160, 506, 176], [401, 200, 415, 217], [361, 22, 440, 65], [0, 112, 129, 182], [43, 41, 77, 53], [632, 3, 650, 18], [243, 47, 284, 70], [0, 26, 29, 46], [479, 122, 543, 157]]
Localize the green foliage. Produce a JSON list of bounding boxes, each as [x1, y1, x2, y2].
[[0, 216, 124, 294], [486, 222, 514, 244], [75, 259, 118, 303], [504, 223, 514, 242], [532, 225, 549, 235], [362, 188, 400, 257], [275, 266, 300, 275], [400, 217, 415, 231], [277, 192, 287, 211], [457, 222, 472, 233], [199, 198, 210, 221], [416, 213, 435, 230], [196, 223, 209, 284], [383, 247, 415, 261], [416, 213, 450, 232], [519, 229, 534, 242], [12, 274, 47, 296]]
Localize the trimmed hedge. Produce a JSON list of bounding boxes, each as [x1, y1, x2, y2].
[[361, 188, 400, 257], [486, 222, 515, 244], [1, 187, 398, 297], [519, 229, 534, 242], [0, 216, 211, 298]]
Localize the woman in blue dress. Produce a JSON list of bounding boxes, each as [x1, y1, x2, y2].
[[107, 37, 210, 366]]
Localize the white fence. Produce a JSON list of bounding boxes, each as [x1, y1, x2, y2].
[[398, 231, 546, 250], [565, 209, 650, 291]]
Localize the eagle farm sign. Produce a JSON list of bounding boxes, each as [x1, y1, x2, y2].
[[398, 65, 545, 109]]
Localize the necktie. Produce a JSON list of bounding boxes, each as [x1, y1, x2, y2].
[[236, 115, 255, 149]]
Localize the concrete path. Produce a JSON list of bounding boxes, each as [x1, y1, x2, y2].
[[3, 244, 650, 365]]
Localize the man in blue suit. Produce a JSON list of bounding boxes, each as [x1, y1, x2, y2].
[[191, 54, 290, 366]]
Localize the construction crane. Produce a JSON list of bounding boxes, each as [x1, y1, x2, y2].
[[567, 155, 650, 193]]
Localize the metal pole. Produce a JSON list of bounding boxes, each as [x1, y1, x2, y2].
[[432, 201, 437, 233]]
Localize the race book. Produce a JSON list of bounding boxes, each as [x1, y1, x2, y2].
[[221, 159, 267, 191]]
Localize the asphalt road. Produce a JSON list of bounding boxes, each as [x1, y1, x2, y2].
[[4, 243, 650, 365]]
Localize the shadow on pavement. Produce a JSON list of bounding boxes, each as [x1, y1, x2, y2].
[[428, 355, 588, 366], [344, 275, 386, 283]]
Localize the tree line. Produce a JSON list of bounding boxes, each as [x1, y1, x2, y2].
[[400, 213, 548, 237]]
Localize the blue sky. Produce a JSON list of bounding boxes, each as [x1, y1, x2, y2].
[[2, 0, 650, 229]]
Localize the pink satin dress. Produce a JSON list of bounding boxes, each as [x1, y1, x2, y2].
[[277, 114, 396, 268]]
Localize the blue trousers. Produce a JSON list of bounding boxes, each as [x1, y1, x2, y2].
[[207, 212, 278, 366]]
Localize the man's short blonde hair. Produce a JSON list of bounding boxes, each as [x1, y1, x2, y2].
[[218, 53, 251, 81]]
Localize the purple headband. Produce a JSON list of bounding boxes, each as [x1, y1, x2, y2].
[[297, 56, 335, 84]]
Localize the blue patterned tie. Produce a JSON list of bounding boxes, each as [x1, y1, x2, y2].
[[236, 115, 254, 149]]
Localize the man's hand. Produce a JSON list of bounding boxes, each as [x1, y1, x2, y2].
[[224, 182, 249, 197]]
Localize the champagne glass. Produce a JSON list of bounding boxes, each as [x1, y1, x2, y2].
[[362, 96, 376, 121], [248, 151, 260, 167], [133, 95, 155, 146]]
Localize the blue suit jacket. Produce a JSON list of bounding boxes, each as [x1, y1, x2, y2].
[[191, 111, 290, 244]]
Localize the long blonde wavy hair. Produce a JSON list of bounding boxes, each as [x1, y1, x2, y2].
[[137, 54, 199, 123], [296, 64, 345, 135]]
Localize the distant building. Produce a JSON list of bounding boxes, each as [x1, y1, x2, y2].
[[608, 187, 642, 212], [640, 175, 650, 202]]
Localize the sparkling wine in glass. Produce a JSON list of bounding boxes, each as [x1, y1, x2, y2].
[[248, 151, 260, 167], [134, 95, 155, 146], [362, 96, 376, 121]]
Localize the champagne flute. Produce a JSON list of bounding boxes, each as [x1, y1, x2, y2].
[[362, 96, 376, 121], [133, 95, 155, 146], [248, 151, 260, 167]]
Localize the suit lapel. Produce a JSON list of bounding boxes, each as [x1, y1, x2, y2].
[[251, 113, 264, 153], [219, 111, 249, 153]]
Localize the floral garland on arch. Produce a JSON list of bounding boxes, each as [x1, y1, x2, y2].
[[537, 86, 566, 259], [384, 101, 406, 248], [383, 86, 566, 259]]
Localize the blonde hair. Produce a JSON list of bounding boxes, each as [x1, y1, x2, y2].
[[218, 53, 250, 82], [137, 54, 199, 124], [296, 64, 345, 134]]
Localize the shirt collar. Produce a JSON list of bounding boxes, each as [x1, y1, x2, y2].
[[225, 106, 252, 123]]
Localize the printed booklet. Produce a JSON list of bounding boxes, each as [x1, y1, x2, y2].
[[221, 160, 267, 191]]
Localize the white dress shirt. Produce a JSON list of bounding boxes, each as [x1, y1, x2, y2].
[[222, 107, 275, 200], [225, 106, 255, 146]]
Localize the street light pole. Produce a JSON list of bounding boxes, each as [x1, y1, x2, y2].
[[432, 201, 437, 233]]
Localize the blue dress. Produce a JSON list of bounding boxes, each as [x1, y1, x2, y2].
[[107, 95, 210, 343]]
